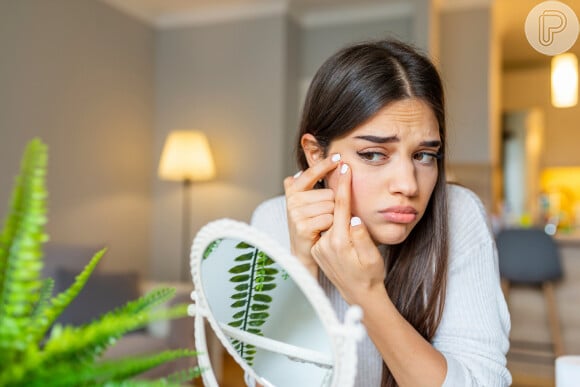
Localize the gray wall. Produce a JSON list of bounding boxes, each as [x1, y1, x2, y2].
[[438, 6, 496, 209], [440, 7, 492, 164], [0, 1, 435, 282], [0, 0, 155, 274], [151, 5, 430, 280], [152, 16, 288, 280], [283, 17, 302, 177], [299, 17, 413, 79]]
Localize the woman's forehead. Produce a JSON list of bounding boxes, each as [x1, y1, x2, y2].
[[347, 99, 440, 139]]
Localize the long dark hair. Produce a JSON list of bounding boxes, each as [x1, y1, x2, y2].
[[296, 39, 449, 387]]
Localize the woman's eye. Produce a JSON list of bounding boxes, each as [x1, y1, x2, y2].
[[414, 152, 440, 165], [357, 151, 386, 163]]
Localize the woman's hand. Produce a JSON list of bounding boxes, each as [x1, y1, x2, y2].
[[311, 163, 386, 305], [283, 154, 341, 277]]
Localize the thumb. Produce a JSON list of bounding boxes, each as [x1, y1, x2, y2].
[[349, 216, 380, 264]]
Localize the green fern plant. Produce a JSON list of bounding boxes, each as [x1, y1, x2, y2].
[[0, 138, 201, 386], [227, 241, 279, 365]]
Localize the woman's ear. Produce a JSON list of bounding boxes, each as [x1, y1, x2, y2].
[[301, 134, 324, 168]]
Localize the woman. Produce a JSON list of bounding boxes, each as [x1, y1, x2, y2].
[[251, 39, 511, 386]]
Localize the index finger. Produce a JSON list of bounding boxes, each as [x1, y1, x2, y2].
[[285, 153, 341, 193], [332, 162, 352, 236]]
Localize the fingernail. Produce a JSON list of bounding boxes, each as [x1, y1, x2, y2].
[[340, 163, 349, 174], [293, 170, 303, 178], [350, 216, 362, 227], [331, 153, 341, 162]]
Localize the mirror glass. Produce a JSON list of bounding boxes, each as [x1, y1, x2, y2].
[[199, 237, 334, 386]]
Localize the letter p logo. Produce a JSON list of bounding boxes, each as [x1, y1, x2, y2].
[[540, 9, 567, 46], [526, 1, 579, 55]]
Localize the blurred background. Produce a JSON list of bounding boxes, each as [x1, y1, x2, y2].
[[1, 0, 580, 385]]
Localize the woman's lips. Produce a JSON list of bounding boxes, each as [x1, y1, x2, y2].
[[379, 206, 418, 224]]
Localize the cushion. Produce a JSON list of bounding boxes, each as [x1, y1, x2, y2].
[[54, 268, 141, 328]]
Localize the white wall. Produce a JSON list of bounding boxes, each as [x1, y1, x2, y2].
[[0, 0, 155, 275]]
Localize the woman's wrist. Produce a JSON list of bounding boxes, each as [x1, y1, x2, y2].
[[301, 258, 319, 278], [352, 282, 390, 315]]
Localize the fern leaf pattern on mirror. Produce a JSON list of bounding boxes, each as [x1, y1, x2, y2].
[[203, 239, 222, 260], [228, 241, 278, 365]]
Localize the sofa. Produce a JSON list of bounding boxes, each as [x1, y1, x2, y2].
[[41, 243, 198, 380]]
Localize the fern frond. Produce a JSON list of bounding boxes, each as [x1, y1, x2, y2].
[[102, 382, 174, 387], [0, 138, 48, 359], [102, 380, 187, 387], [42, 303, 189, 365], [2, 303, 189, 385], [83, 286, 178, 358], [18, 349, 198, 387], [32, 278, 55, 313], [0, 139, 203, 385], [62, 287, 179, 359], [102, 366, 203, 387], [29, 277, 54, 327], [99, 350, 199, 385], [161, 365, 205, 385], [30, 248, 106, 342], [115, 286, 176, 316]]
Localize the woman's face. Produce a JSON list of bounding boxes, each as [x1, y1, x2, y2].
[[323, 98, 440, 245]]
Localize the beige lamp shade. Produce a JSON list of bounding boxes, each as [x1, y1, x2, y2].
[[158, 130, 216, 182], [551, 53, 578, 108]]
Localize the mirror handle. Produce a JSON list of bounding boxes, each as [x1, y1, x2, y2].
[[195, 311, 221, 387]]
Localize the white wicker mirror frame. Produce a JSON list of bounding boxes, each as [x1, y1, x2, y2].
[[188, 218, 363, 387]]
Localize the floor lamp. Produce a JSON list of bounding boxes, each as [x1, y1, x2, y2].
[[158, 130, 216, 282]]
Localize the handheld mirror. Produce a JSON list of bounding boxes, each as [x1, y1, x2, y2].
[[189, 219, 364, 387]]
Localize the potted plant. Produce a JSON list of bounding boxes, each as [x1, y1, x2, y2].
[[0, 138, 200, 386]]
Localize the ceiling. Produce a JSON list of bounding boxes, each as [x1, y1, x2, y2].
[[99, 0, 401, 25], [100, 0, 281, 23], [100, 0, 580, 69]]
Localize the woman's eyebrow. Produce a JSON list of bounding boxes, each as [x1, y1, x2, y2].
[[354, 135, 398, 143], [354, 135, 441, 148], [420, 140, 442, 148]]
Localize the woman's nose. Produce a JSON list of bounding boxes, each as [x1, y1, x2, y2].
[[388, 159, 419, 197]]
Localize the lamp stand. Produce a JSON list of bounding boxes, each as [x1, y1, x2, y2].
[[181, 178, 192, 282]]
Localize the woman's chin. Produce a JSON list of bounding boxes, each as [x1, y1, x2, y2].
[[368, 224, 412, 246]]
